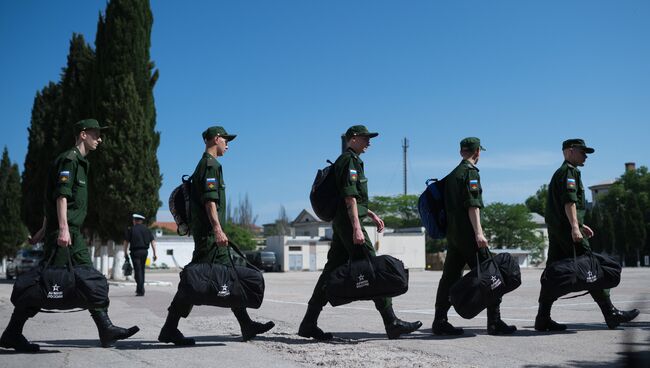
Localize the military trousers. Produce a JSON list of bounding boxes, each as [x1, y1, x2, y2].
[[434, 243, 493, 318], [538, 229, 608, 303], [307, 213, 391, 311], [167, 232, 233, 317]]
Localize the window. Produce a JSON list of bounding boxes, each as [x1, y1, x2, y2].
[[289, 246, 302, 251]]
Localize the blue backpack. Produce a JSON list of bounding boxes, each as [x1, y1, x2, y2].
[[418, 177, 448, 239]]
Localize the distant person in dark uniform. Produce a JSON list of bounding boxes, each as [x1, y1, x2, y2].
[[535, 139, 639, 331], [0, 119, 139, 352], [432, 137, 517, 336], [298, 125, 422, 340], [123, 213, 158, 296], [158, 126, 274, 345]]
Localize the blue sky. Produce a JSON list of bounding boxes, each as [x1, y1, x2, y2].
[[1, 1, 649, 225]]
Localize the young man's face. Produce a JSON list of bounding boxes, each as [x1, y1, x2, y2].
[[215, 136, 229, 157], [568, 147, 588, 166], [350, 136, 371, 154], [81, 129, 102, 151]]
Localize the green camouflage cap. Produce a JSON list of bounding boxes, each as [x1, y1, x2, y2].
[[74, 119, 109, 133], [460, 137, 486, 151], [562, 138, 594, 153], [202, 126, 237, 141], [345, 125, 379, 140]]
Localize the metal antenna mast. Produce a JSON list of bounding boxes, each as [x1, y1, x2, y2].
[[402, 137, 409, 195]]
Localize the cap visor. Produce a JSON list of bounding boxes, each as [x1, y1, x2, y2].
[[224, 134, 237, 141], [366, 132, 379, 138], [584, 147, 595, 153]]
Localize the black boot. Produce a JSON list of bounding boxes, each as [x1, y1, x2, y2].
[[298, 304, 333, 340], [232, 308, 275, 342], [595, 297, 640, 330], [487, 304, 516, 335], [534, 302, 566, 332], [432, 307, 463, 336], [89, 310, 140, 348], [0, 311, 39, 352], [158, 312, 195, 346], [379, 306, 422, 339]]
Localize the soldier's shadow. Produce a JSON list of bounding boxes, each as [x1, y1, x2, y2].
[[0, 348, 60, 355], [37, 338, 225, 350], [422, 328, 477, 340]]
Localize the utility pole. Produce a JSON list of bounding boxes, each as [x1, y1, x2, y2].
[[402, 137, 409, 195]]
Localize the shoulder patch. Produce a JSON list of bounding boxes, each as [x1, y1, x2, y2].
[[206, 177, 217, 190], [469, 179, 479, 191], [59, 170, 71, 183], [567, 178, 576, 189], [349, 169, 358, 182]]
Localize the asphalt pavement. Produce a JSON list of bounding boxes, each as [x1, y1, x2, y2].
[[0, 267, 648, 367]]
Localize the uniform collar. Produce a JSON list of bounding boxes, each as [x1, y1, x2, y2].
[[346, 147, 361, 160], [72, 147, 89, 164], [461, 159, 478, 171], [564, 160, 578, 170], [203, 152, 218, 161]]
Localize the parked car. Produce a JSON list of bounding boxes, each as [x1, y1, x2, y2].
[[6, 249, 44, 279], [244, 251, 280, 272]]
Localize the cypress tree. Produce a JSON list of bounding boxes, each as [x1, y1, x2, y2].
[[0, 147, 27, 258], [624, 194, 646, 266], [58, 33, 96, 153], [21, 82, 63, 233], [90, 0, 161, 241]]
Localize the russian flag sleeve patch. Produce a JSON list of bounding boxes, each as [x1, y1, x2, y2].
[[59, 171, 70, 183], [206, 178, 217, 190], [567, 178, 576, 189]]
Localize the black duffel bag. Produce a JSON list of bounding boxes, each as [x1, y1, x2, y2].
[[11, 247, 109, 311], [326, 249, 409, 307], [541, 248, 621, 301], [178, 242, 265, 309], [450, 251, 522, 319]]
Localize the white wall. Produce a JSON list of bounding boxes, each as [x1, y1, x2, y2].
[[153, 237, 196, 268], [377, 233, 427, 270], [266, 226, 427, 271]]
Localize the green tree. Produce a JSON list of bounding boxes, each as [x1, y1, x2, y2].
[[595, 166, 650, 263], [482, 202, 545, 263], [58, 33, 95, 153], [223, 223, 257, 251], [525, 184, 548, 216], [624, 194, 646, 266], [21, 82, 63, 233], [369, 194, 420, 228], [0, 148, 27, 258], [89, 0, 161, 242]]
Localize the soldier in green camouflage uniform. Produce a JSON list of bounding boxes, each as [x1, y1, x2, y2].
[[298, 125, 422, 340], [158, 126, 274, 345], [535, 139, 639, 331], [432, 137, 517, 336], [0, 119, 139, 353]]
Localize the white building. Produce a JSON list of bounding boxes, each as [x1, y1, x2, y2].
[[265, 209, 426, 271]]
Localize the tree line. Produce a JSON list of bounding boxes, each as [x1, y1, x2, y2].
[[0, 0, 261, 259], [368, 195, 546, 263]]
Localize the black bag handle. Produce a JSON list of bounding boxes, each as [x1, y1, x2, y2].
[[475, 249, 503, 281], [346, 246, 376, 277], [44, 245, 74, 271]]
